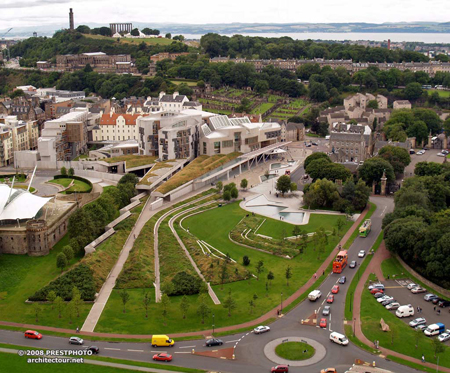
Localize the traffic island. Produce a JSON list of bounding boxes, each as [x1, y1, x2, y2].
[[264, 337, 326, 367], [194, 346, 235, 360]]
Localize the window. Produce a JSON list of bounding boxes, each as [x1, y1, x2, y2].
[[222, 140, 233, 148]]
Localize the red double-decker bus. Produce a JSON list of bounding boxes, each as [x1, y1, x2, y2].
[[333, 250, 348, 274]]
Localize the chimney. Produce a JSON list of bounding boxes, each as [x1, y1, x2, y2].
[[387, 39, 391, 50], [173, 91, 179, 98], [159, 91, 165, 100], [69, 8, 74, 31]]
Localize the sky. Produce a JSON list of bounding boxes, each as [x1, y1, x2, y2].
[[0, 0, 449, 30]]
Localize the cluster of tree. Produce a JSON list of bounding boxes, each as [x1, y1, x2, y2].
[[161, 271, 204, 296], [383, 108, 443, 144], [222, 182, 239, 201], [415, 161, 450, 177], [304, 153, 352, 182], [275, 175, 297, 195], [358, 156, 396, 185], [377, 145, 411, 176], [199, 34, 428, 62], [67, 174, 138, 255], [383, 162, 450, 288], [141, 28, 161, 36], [29, 264, 96, 301]]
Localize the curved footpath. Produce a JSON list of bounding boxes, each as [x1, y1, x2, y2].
[[0, 203, 370, 339], [353, 240, 450, 373]]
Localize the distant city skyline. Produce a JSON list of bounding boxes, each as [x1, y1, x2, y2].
[[0, 0, 449, 30]]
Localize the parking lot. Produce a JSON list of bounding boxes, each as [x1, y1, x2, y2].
[[373, 279, 450, 344]]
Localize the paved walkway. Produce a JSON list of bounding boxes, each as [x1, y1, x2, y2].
[[353, 241, 450, 373], [1, 203, 369, 339]]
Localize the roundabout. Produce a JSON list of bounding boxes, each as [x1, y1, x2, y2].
[[264, 337, 327, 367]]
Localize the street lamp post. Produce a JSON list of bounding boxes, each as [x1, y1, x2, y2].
[[280, 292, 283, 314], [212, 313, 215, 335]]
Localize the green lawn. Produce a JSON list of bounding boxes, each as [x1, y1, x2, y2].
[[429, 89, 450, 97], [104, 155, 157, 168], [49, 178, 91, 193], [251, 103, 274, 115], [73, 154, 88, 161], [0, 174, 26, 183], [275, 342, 315, 360], [361, 275, 449, 368], [170, 79, 198, 87], [13, 185, 36, 193]]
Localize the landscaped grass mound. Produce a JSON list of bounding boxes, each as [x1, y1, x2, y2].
[[155, 153, 241, 195], [275, 342, 315, 360], [49, 175, 92, 194], [104, 155, 157, 168]]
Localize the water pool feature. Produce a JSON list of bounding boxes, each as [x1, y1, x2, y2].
[[271, 163, 282, 169], [260, 174, 277, 182], [244, 195, 305, 225], [279, 211, 305, 224]]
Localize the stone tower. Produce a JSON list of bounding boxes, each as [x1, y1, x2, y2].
[[69, 8, 74, 31], [26, 220, 49, 256], [380, 170, 387, 196]]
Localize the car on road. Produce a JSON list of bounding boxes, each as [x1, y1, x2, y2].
[[409, 318, 427, 327], [358, 250, 365, 258], [85, 346, 99, 354], [254, 325, 271, 334], [409, 149, 416, 154], [320, 369, 337, 373], [415, 324, 428, 331], [349, 261, 357, 268], [417, 150, 425, 155], [327, 295, 334, 303], [370, 288, 384, 294], [152, 353, 172, 362], [322, 306, 331, 316], [271, 365, 289, 373], [407, 283, 418, 290], [319, 318, 327, 328], [69, 337, 83, 345], [437, 153, 446, 157], [205, 338, 223, 347], [377, 296, 393, 303], [438, 300, 450, 308], [338, 276, 346, 284], [305, 143, 312, 147], [424, 294, 438, 302], [312, 142, 318, 146], [24, 330, 42, 340], [442, 150, 449, 155], [331, 285, 340, 294], [438, 332, 450, 342], [382, 298, 396, 306], [368, 283, 385, 291], [374, 292, 386, 299], [385, 302, 400, 310], [411, 286, 426, 294]]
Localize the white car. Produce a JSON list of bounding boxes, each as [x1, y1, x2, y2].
[[417, 150, 425, 155], [409, 318, 427, 327], [385, 302, 400, 310], [69, 336, 84, 345], [358, 250, 365, 258], [411, 286, 427, 294], [438, 332, 450, 342], [253, 325, 270, 334], [437, 153, 445, 157], [377, 296, 393, 303], [406, 283, 418, 290]]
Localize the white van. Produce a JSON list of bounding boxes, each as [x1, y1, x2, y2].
[[308, 290, 322, 301], [330, 332, 349, 346], [424, 323, 445, 337], [395, 305, 414, 318]]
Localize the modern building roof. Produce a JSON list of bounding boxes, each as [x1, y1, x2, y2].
[[0, 185, 51, 222]]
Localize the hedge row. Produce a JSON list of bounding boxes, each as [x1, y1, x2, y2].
[[53, 175, 93, 194], [29, 264, 96, 301]]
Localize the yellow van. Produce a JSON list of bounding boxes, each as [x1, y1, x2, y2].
[[151, 335, 174, 347]]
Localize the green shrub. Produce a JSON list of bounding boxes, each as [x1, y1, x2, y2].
[[168, 271, 201, 296]]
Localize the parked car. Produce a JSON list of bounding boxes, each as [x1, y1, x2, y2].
[[254, 325, 271, 334], [349, 261, 357, 268], [382, 298, 396, 306], [438, 300, 450, 308], [320, 369, 337, 373], [417, 150, 425, 155], [152, 353, 172, 362], [338, 276, 346, 284], [377, 296, 393, 303], [358, 250, 365, 258], [409, 149, 415, 154], [374, 292, 386, 299], [415, 324, 428, 331], [442, 150, 449, 155], [319, 318, 327, 328], [385, 302, 400, 310], [85, 346, 99, 354], [205, 338, 223, 347], [69, 337, 84, 345], [312, 142, 318, 146], [331, 285, 340, 294], [305, 143, 312, 147], [271, 365, 289, 373], [24, 330, 42, 340], [322, 306, 331, 316], [406, 283, 418, 290], [411, 286, 427, 294], [432, 298, 444, 305], [409, 318, 427, 327], [437, 153, 445, 157], [327, 295, 335, 303], [438, 332, 450, 342], [424, 323, 446, 336], [424, 294, 438, 302], [368, 283, 385, 291], [370, 288, 384, 295]]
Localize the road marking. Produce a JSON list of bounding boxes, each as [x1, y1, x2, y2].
[[127, 349, 144, 352], [104, 348, 121, 351], [245, 333, 250, 336], [321, 299, 326, 305], [226, 339, 240, 343], [174, 352, 191, 354], [179, 345, 196, 349], [151, 351, 167, 353]]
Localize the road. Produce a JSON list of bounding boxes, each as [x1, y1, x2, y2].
[[0, 196, 421, 373]]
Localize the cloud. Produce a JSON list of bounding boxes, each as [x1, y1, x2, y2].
[[0, 0, 72, 9]]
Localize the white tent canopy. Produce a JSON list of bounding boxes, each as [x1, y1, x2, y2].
[[0, 185, 51, 221]]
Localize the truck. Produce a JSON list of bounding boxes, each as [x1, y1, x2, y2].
[[333, 250, 348, 274], [359, 219, 372, 237], [424, 323, 445, 336], [151, 335, 175, 347]]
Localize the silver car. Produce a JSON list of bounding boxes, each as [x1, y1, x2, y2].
[[322, 306, 331, 316], [409, 318, 426, 327], [385, 302, 400, 310]]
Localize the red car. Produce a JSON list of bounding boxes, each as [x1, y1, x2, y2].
[[319, 318, 327, 328], [370, 288, 384, 295], [152, 353, 172, 362], [24, 330, 42, 339], [327, 294, 334, 303], [331, 285, 339, 294], [271, 365, 289, 373]]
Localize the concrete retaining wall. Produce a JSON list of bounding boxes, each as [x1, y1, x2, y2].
[[131, 192, 147, 202], [167, 181, 194, 201], [84, 229, 116, 254], [150, 198, 163, 210], [119, 200, 141, 215], [105, 211, 131, 231]]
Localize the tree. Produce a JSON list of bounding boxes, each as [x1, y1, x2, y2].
[[358, 157, 395, 185], [414, 328, 424, 349], [61, 167, 67, 176], [367, 99, 379, 109], [68, 168, 74, 177], [242, 255, 251, 266], [46, 290, 57, 309], [165, 33, 172, 39], [303, 178, 341, 209], [267, 271, 274, 287], [223, 291, 237, 317], [308, 81, 329, 102], [62, 245, 73, 262], [130, 28, 140, 36], [219, 262, 229, 289], [197, 294, 210, 324], [276, 175, 293, 196], [292, 225, 301, 237], [230, 187, 239, 199], [290, 182, 297, 192], [254, 80, 269, 95], [143, 292, 151, 318], [223, 190, 231, 201], [404, 82, 423, 100], [32, 303, 42, 322], [255, 260, 264, 279], [161, 294, 170, 325], [66, 301, 75, 324], [180, 295, 190, 319], [119, 173, 139, 186], [336, 218, 346, 235], [119, 289, 130, 313], [432, 336, 445, 358], [54, 296, 64, 318], [83, 63, 93, 73], [304, 152, 331, 170], [285, 265, 292, 286], [170, 271, 201, 296], [56, 252, 68, 273], [216, 181, 223, 192], [76, 25, 90, 34], [240, 179, 248, 190], [71, 286, 83, 317], [378, 146, 411, 175], [249, 299, 255, 314]]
